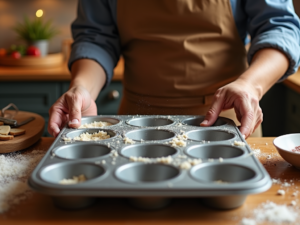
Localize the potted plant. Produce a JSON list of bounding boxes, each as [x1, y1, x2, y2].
[[13, 16, 59, 56]]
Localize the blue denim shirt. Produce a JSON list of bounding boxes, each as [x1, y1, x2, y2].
[[69, 0, 300, 88]]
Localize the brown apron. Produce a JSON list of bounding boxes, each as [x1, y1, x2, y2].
[[117, 0, 262, 136]]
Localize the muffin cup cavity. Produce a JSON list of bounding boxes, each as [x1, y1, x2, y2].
[[78, 116, 121, 128], [40, 162, 105, 184], [53, 143, 111, 159], [121, 143, 178, 158], [65, 129, 117, 141], [186, 130, 235, 142], [182, 116, 228, 127], [126, 117, 175, 127], [186, 144, 244, 160], [115, 163, 180, 183], [125, 128, 176, 141], [190, 164, 256, 183]]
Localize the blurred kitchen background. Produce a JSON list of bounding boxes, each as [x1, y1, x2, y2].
[[0, 0, 300, 137], [0, 0, 77, 53], [1, 0, 299, 53]]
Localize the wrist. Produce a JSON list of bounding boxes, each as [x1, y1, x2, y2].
[[236, 75, 263, 100]]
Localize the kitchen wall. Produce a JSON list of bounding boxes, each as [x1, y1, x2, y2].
[[0, 0, 77, 53], [1, 0, 299, 54]]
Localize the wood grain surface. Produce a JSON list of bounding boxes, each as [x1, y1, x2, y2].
[[1, 137, 300, 225], [0, 110, 44, 153]]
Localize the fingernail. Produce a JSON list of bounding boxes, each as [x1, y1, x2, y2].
[[69, 119, 79, 125], [201, 120, 208, 125]]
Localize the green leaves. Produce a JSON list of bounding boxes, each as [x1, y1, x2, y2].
[[13, 16, 60, 41]]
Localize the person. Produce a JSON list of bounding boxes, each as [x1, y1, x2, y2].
[[48, 0, 300, 138]]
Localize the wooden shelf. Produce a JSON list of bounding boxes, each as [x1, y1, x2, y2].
[[0, 53, 64, 68], [0, 56, 124, 81]]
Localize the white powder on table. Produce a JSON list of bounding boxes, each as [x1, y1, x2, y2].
[[240, 218, 256, 225], [255, 201, 298, 223], [240, 201, 298, 224], [0, 150, 44, 213]]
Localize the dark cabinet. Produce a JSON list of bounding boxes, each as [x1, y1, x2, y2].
[[0, 81, 123, 136]]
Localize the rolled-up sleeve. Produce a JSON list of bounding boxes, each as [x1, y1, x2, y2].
[[245, 0, 300, 81], [68, 0, 121, 88]]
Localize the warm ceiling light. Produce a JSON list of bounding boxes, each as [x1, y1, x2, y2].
[[36, 9, 43, 18]]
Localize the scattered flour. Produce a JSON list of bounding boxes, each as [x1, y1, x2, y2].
[[234, 140, 246, 147], [79, 121, 112, 128], [290, 201, 297, 206], [59, 174, 87, 185], [62, 137, 72, 142], [129, 156, 173, 164], [169, 134, 187, 147], [252, 149, 261, 156], [0, 150, 44, 213], [73, 131, 110, 141], [241, 201, 298, 224], [123, 137, 135, 144], [240, 218, 256, 225], [277, 189, 285, 196], [169, 138, 186, 147], [179, 161, 191, 170], [254, 201, 298, 224], [188, 158, 202, 166], [129, 155, 202, 170]]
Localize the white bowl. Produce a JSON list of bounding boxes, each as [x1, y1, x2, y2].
[[273, 133, 300, 169]]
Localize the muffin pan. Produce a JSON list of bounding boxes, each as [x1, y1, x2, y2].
[[29, 115, 272, 210]]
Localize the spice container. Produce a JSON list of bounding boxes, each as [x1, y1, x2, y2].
[[29, 115, 272, 210]]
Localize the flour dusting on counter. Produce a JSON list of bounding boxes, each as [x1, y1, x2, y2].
[[0, 150, 44, 213]]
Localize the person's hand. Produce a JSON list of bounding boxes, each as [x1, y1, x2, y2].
[[48, 85, 97, 137], [200, 79, 263, 138]]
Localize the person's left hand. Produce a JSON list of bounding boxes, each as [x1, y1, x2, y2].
[[200, 79, 263, 138]]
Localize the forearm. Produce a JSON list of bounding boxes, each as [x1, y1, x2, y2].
[[238, 48, 289, 99], [70, 59, 106, 100]]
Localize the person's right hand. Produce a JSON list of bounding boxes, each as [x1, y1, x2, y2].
[[48, 85, 97, 137]]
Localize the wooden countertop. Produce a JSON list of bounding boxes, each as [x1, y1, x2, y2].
[[284, 69, 300, 94], [0, 57, 124, 81], [1, 137, 299, 225]]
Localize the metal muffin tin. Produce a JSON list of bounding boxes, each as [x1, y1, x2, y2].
[[29, 115, 272, 210]]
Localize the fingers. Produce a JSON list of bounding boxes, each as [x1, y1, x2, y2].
[[237, 97, 262, 138], [200, 81, 263, 139], [200, 92, 224, 127], [238, 107, 254, 138], [48, 102, 66, 137], [48, 86, 97, 137], [66, 92, 82, 128]]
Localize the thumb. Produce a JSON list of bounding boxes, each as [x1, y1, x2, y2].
[[66, 95, 82, 128]]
